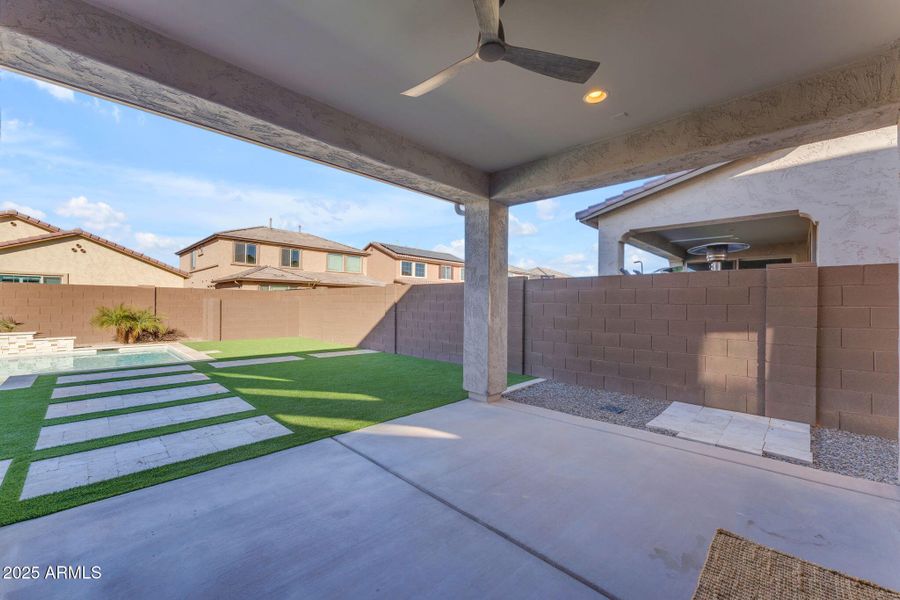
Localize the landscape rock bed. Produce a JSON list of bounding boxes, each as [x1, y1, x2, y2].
[[506, 380, 898, 486]]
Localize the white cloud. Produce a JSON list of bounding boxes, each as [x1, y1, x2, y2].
[[134, 231, 188, 253], [433, 239, 465, 258], [1, 201, 46, 219], [535, 198, 560, 221], [32, 80, 75, 102], [90, 98, 121, 123], [509, 214, 537, 236], [56, 196, 127, 231]]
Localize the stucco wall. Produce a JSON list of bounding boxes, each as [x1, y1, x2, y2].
[[0, 216, 51, 243], [365, 246, 463, 284], [181, 238, 369, 288], [0, 236, 184, 287], [593, 126, 899, 274]]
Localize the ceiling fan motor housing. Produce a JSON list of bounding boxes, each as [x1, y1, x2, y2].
[[478, 41, 505, 62]]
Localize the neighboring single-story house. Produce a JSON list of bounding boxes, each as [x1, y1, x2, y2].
[[0, 210, 188, 287], [365, 242, 465, 284], [507, 265, 572, 279], [576, 127, 899, 275], [177, 225, 382, 289]]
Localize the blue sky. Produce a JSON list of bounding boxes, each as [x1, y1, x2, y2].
[[0, 69, 667, 274]]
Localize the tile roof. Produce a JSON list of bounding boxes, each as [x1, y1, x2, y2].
[[368, 242, 463, 263], [508, 265, 571, 279], [177, 226, 366, 255], [575, 162, 730, 224], [212, 265, 385, 287], [0, 210, 62, 233], [0, 229, 188, 277]]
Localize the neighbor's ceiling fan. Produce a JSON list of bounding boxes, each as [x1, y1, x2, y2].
[[402, 0, 600, 97]]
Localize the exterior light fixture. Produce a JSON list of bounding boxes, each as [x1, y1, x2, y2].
[[582, 88, 608, 104]]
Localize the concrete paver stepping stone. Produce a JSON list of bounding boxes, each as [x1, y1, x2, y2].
[[56, 364, 195, 385], [46, 383, 229, 419], [52, 373, 209, 399], [308, 349, 378, 358], [35, 397, 255, 449], [647, 401, 811, 463], [209, 355, 303, 369], [0, 459, 10, 488], [21, 416, 291, 499], [0, 375, 38, 391]]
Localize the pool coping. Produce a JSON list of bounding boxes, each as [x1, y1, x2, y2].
[[0, 342, 212, 390]]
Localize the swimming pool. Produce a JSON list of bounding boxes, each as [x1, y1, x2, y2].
[[0, 346, 189, 378]]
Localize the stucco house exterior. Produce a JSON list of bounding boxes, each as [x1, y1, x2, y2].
[[576, 127, 899, 275], [0, 210, 187, 287], [177, 225, 383, 289], [365, 242, 465, 284]]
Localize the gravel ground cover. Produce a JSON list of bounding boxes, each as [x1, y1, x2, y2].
[[507, 380, 898, 485]]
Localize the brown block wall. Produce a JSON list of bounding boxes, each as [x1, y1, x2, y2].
[[764, 264, 819, 424], [0, 283, 155, 343], [817, 264, 898, 439], [523, 271, 767, 412]]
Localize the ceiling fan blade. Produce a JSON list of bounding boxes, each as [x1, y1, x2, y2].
[[402, 53, 479, 97], [472, 0, 500, 40], [502, 45, 599, 83]]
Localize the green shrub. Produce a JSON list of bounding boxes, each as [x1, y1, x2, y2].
[[0, 317, 18, 333], [90, 305, 164, 344]]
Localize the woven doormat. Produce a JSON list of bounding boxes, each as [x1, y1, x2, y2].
[[692, 529, 900, 599]]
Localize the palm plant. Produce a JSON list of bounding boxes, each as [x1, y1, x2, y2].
[[91, 305, 164, 344]]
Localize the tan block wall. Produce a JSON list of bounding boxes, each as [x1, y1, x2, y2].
[[816, 264, 899, 438], [0, 237, 185, 287]]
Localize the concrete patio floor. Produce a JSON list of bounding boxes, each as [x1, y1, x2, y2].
[[1, 400, 898, 599]]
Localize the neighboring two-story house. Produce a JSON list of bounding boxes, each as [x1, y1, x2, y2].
[[364, 243, 464, 285], [176, 226, 384, 290], [0, 210, 187, 287]]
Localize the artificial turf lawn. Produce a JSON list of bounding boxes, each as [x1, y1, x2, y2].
[[0, 337, 529, 526]]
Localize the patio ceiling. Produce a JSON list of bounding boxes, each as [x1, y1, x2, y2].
[[1, 0, 899, 204]]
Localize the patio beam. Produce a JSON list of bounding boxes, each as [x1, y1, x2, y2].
[[491, 41, 900, 204], [463, 199, 508, 403], [0, 0, 489, 204]]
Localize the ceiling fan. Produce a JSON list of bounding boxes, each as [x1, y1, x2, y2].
[[402, 0, 600, 97]]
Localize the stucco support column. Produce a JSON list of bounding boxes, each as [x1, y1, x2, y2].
[[464, 199, 508, 402]]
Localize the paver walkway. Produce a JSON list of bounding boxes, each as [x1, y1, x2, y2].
[[51, 372, 209, 399], [209, 355, 303, 369], [647, 402, 812, 462], [308, 349, 378, 358], [0, 374, 38, 391], [0, 459, 10, 487], [46, 383, 229, 418], [35, 397, 255, 449], [21, 416, 291, 499], [56, 364, 195, 384]]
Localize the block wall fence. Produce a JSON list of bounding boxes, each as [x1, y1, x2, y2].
[[0, 263, 896, 438]]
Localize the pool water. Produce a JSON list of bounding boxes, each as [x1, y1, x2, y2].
[[0, 347, 188, 378]]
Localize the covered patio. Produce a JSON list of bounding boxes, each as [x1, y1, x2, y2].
[[1, 399, 898, 598], [1, 0, 899, 596]]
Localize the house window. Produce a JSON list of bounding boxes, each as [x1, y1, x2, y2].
[[414, 262, 426, 278], [439, 265, 452, 280], [459, 267, 465, 281], [0, 274, 62, 284], [280, 248, 301, 268], [234, 242, 257, 265], [260, 284, 298, 291], [190, 250, 197, 270], [401, 261, 413, 276], [326, 253, 363, 273]]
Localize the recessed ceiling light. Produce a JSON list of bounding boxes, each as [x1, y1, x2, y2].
[[583, 88, 608, 104]]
